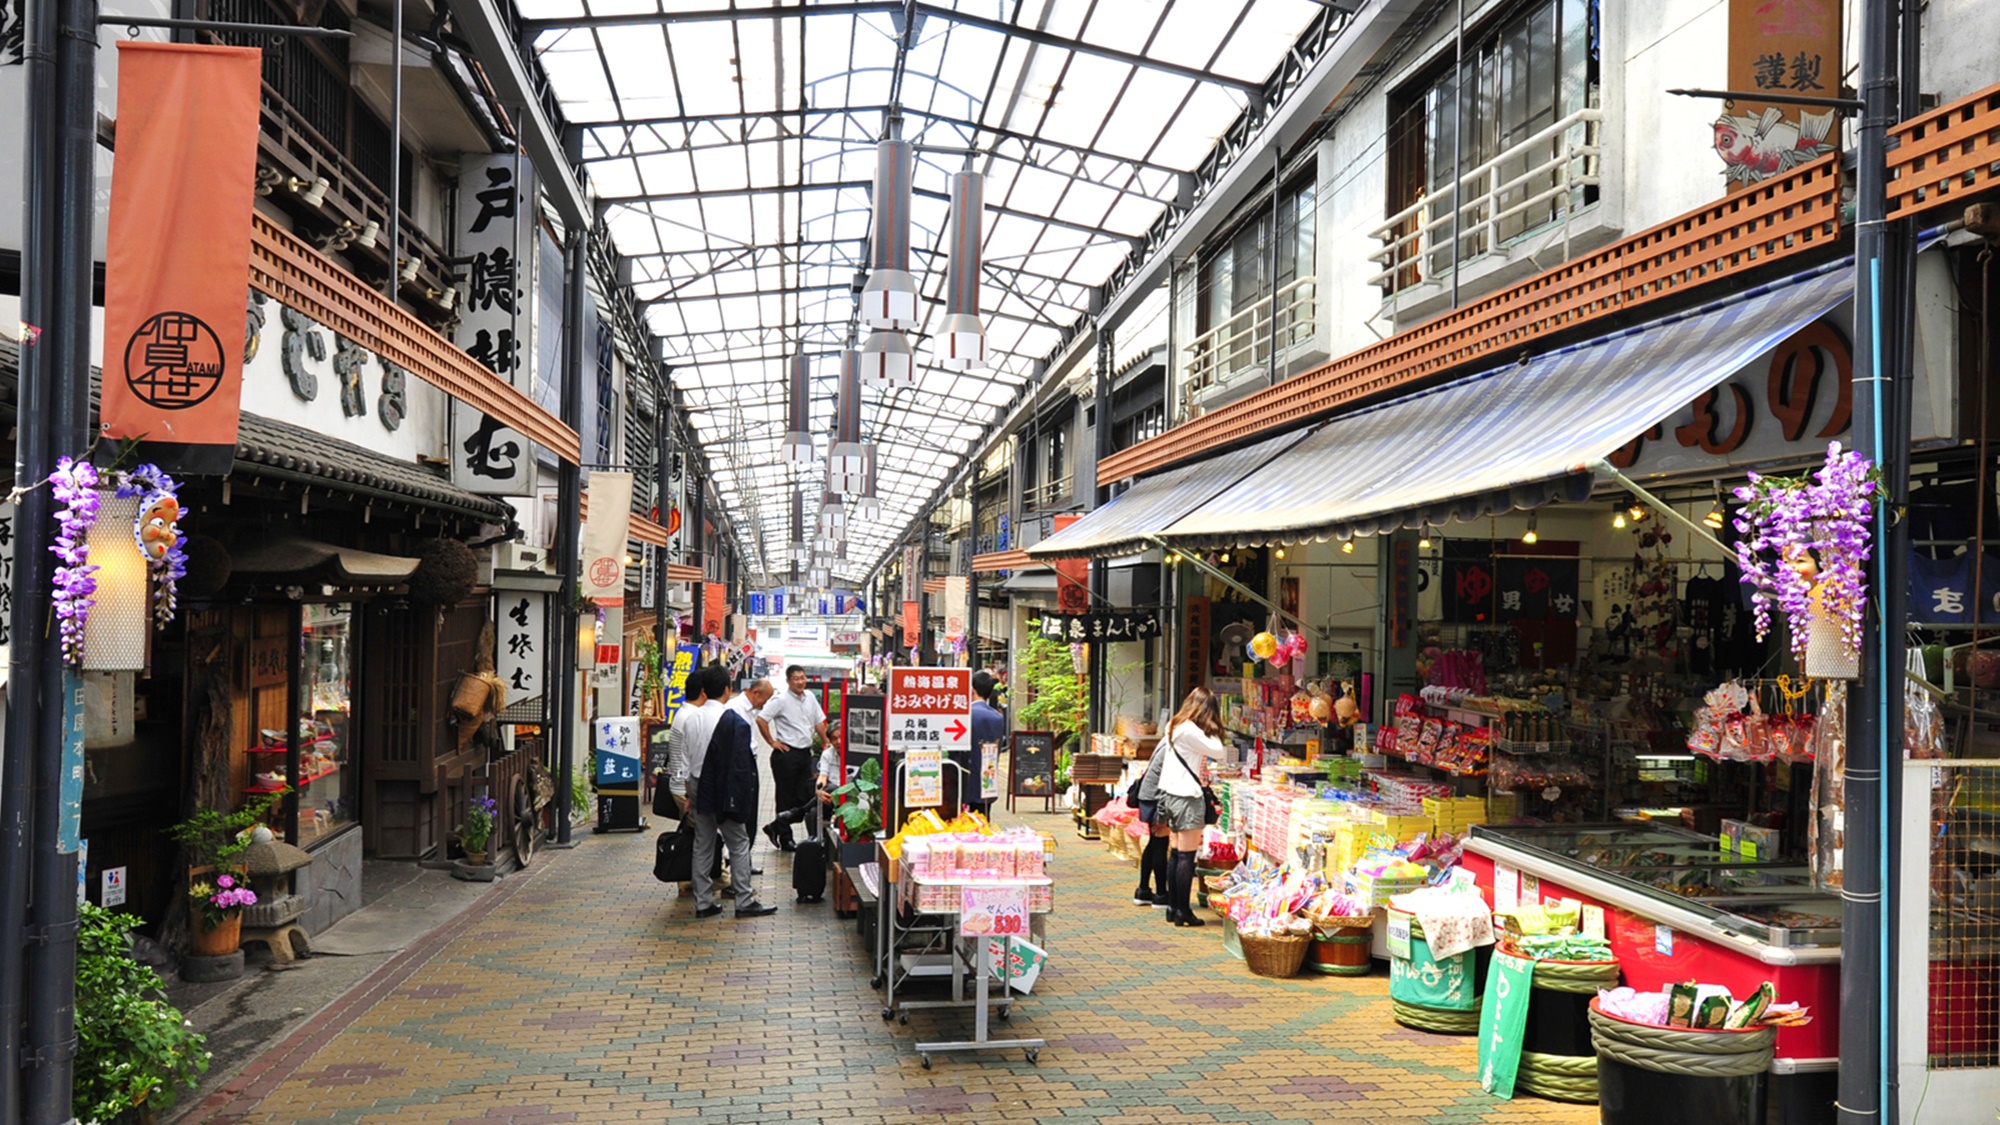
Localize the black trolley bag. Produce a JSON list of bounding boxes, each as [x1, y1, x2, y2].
[[791, 796, 829, 903]]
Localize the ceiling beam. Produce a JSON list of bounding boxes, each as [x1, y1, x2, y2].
[[522, 1, 1262, 94], [604, 183, 1138, 243]]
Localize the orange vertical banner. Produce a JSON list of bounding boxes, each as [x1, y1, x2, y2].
[[99, 42, 263, 475], [902, 600, 920, 648]]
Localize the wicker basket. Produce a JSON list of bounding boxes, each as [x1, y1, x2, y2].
[[1239, 931, 1311, 978]]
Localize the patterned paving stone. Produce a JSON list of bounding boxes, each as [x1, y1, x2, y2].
[[175, 806, 1597, 1125]]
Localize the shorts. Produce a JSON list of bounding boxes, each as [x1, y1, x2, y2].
[[1154, 792, 1204, 832]]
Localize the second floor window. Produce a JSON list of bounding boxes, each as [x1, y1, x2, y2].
[[1388, 0, 1599, 285]]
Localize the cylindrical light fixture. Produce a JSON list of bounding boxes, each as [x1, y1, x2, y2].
[[852, 444, 883, 521], [937, 165, 987, 369], [818, 490, 848, 540], [860, 133, 920, 329], [860, 327, 916, 388], [829, 349, 869, 496], [781, 352, 814, 463], [82, 493, 150, 672], [787, 488, 810, 563]]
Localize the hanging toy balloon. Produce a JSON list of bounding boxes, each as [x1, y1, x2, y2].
[[1250, 631, 1278, 660]]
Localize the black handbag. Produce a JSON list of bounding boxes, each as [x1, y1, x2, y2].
[[1201, 785, 1222, 825], [654, 824, 694, 883], [651, 781, 684, 822]]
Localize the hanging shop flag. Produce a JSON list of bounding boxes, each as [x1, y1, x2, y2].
[[1721, 0, 1840, 191], [1037, 611, 1162, 643], [98, 42, 263, 476], [662, 643, 699, 723], [903, 600, 920, 645], [1492, 555, 1580, 623], [582, 470, 634, 605], [943, 576, 969, 642], [1476, 951, 1537, 1098], [1441, 541, 1497, 624]]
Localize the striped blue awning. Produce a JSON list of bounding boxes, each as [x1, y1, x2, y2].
[[1161, 260, 1855, 547], [1026, 429, 1309, 559]]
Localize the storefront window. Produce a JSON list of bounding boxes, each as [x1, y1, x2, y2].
[[298, 604, 355, 845]]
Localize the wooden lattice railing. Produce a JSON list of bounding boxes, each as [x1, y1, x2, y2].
[[249, 212, 581, 463], [1888, 82, 2000, 221]]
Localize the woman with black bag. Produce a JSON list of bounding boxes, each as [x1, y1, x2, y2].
[[1152, 687, 1227, 928]]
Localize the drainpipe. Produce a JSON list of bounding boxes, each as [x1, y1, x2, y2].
[[552, 231, 586, 846]]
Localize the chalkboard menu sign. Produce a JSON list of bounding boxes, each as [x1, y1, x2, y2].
[[1010, 731, 1056, 809]]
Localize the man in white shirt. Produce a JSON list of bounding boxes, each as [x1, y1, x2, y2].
[[756, 665, 827, 850], [727, 677, 776, 760]]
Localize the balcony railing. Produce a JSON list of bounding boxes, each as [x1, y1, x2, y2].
[[1369, 106, 1603, 297], [1178, 274, 1318, 423], [1024, 476, 1073, 511]]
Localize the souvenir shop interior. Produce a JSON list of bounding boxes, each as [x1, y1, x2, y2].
[[1073, 439, 2000, 1122]]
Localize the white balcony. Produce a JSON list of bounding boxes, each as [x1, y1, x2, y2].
[[1177, 274, 1319, 424], [1369, 106, 1604, 312]]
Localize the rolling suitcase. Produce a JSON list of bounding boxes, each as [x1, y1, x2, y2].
[[791, 801, 828, 903]]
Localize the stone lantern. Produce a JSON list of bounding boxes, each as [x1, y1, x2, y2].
[[237, 825, 314, 964]]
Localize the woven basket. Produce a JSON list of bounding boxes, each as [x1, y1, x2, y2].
[[1240, 931, 1310, 978], [1304, 910, 1376, 933], [1391, 997, 1481, 1034], [1517, 1049, 1600, 1103]]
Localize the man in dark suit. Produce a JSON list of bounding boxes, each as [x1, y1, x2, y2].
[[694, 665, 778, 918]]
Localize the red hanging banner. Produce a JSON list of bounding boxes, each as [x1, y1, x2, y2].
[[98, 42, 263, 475]]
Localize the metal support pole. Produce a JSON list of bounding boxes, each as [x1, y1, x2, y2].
[[553, 232, 587, 846], [1449, 0, 1465, 310], [1842, 0, 1912, 1119], [965, 482, 979, 670], [1090, 325, 1114, 732], [21, 0, 96, 1117], [653, 372, 672, 659], [1267, 146, 1281, 387], [384, 0, 402, 302]]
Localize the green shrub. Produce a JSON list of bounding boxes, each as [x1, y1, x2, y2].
[[75, 903, 208, 1123]]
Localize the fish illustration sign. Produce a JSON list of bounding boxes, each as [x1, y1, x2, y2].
[[1721, 0, 1841, 189]]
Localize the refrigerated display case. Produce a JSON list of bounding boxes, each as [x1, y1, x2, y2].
[[1461, 822, 1841, 1124]]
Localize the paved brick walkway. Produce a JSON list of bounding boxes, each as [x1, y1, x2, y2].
[[180, 810, 1598, 1125]]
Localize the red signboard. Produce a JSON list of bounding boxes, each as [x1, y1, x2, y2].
[[903, 600, 920, 647]]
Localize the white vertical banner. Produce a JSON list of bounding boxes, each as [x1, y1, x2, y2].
[[943, 575, 968, 642], [639, 543, 658, 609], [583, 470, 634, 605], [495, 592, 547, 711], [901, 545, 920, 603], [449, 152, 538, 495]]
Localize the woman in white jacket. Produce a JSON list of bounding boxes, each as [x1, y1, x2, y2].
[[1137, 687, 1227, 927]]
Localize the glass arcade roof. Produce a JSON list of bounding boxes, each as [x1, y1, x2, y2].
[[522, 0, 1331, 585]]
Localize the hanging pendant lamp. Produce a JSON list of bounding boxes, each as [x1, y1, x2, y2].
[[787, 487, 811, 564], [937, 164, 987, 370], [851, 444, 883, 521], [781, 352, 813, 463], [860, 132, 919, 330], [829, 348, 870, 497]]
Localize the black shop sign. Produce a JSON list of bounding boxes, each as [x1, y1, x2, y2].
[[1038, 612, 1162, 643]]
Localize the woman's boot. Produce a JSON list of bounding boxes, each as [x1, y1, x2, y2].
[[1170, 849, 1205, 927], [1134, 835, 1169, 906]]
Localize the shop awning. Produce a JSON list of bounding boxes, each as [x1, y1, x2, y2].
[[229, 538, 421, 584], [1026, 429, 1309, 560], [971, 549, 1039, 573], [1161, 260, 1854, 547]]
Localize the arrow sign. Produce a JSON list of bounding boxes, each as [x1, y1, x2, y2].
[[945, 719, 968, 741]]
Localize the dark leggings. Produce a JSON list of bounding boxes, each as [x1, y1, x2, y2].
[[1135, 834, 1169, 897]]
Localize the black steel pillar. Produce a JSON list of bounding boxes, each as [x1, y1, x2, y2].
[[19, 0, 96, 1118], [652, 362, 672, 659], [965, 481, 979, 670], [553, 232, 587, 845], [918, 527, 936, 665], [1089, 325, 1114, 733], [1842, 0, 1914, 1120]]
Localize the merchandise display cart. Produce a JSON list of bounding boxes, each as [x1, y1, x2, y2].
[[902, 873, 1051, 1068]]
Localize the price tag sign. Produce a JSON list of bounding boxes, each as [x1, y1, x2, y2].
[[905, 746, 943, 809], [959, 884, 1029, 939], [1581, 904, 1605, 940], [1386, 913, 1413, 960]]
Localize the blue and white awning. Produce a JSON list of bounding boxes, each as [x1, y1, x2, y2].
[[1160, 260, 1855, 547], [1027, 429, 1309, 560]]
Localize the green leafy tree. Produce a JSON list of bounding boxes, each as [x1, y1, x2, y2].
[[1015, 626, 1089, 749], [75, 904, 209, 1123]]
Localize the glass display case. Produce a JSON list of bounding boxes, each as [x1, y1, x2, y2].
[[297, 604, 354, 845], [1469, 822, 1842, 948]]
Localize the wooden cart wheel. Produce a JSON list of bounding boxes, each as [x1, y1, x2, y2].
[[512, 774, 538, 867]]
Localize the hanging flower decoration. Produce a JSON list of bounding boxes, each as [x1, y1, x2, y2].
[[1732, 442, 1881, 665], [49, 457, 102, 665], [117, 463, 185, 628]]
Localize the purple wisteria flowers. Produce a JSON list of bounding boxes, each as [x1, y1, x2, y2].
[[49, 457, 101, 665], [117, 463, 186, 628], [1731, 442, 1881, 666]]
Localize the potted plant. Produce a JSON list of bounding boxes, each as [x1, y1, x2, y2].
[[166, 791, 283, 957], [1016, 628, 1089, 749], [74, 903, 209, 1124], [831, 758, 881, 839], [185, 874, 257, 957], [458, 795, 497, 866]]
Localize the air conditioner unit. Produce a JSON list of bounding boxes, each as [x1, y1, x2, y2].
[[496, 543, 549, 573]]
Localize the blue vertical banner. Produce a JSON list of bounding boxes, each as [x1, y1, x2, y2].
[[59, 670, 85, 853], [749, 593, 767, 615]]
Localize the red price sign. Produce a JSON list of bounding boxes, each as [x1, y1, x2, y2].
[[959, 885, 1029, 938]]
